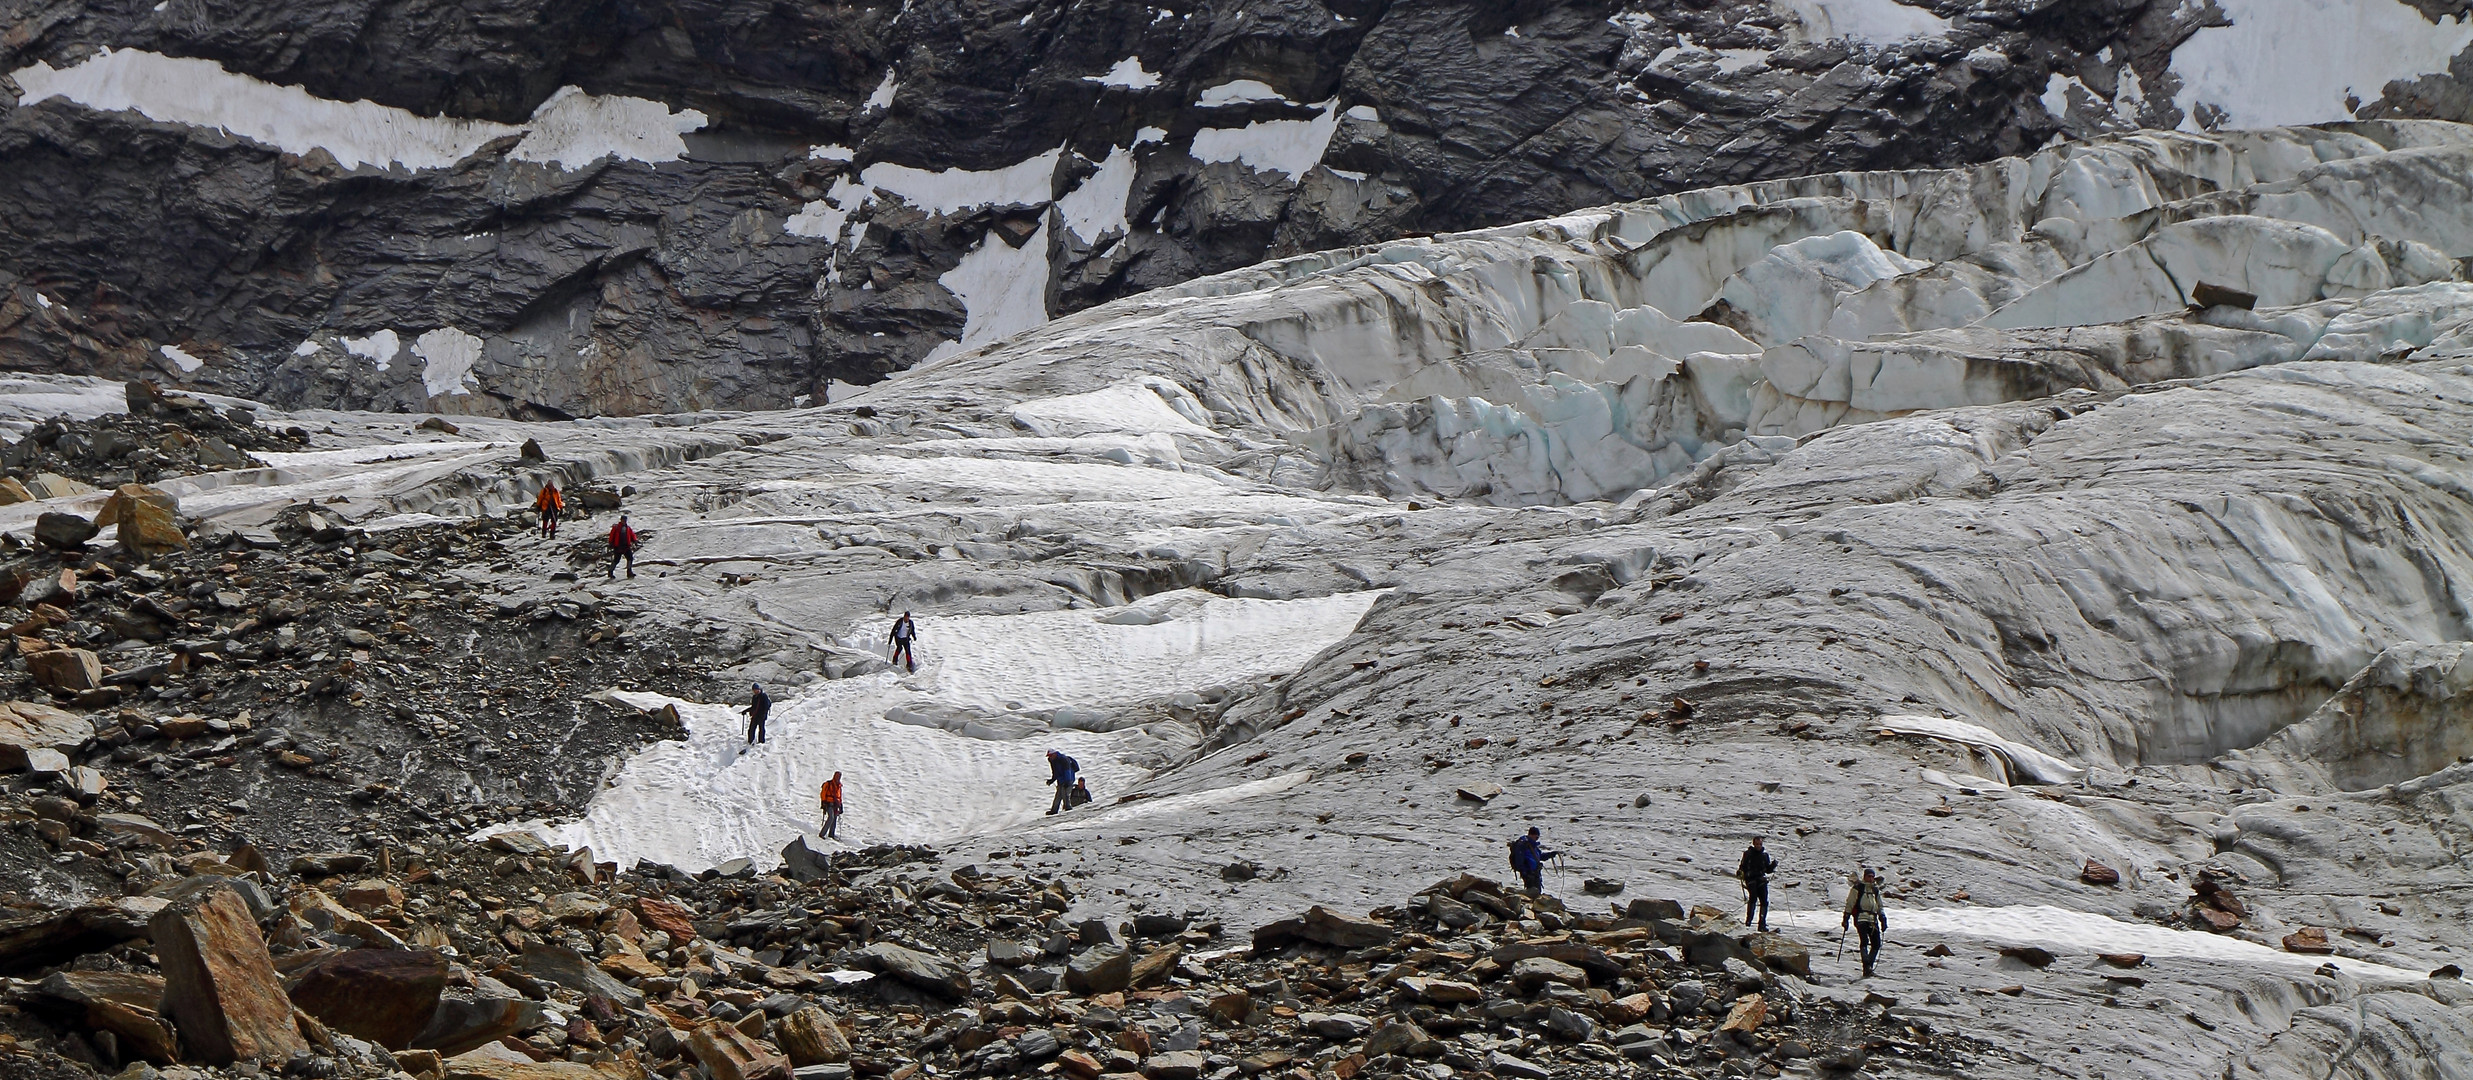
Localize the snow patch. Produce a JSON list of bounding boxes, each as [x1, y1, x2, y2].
[[1876, 714, 2082, 785], [1197, 79, 1286, 106], [1189, 99, 1342, 180], [529, 590, 1381, 870], [923, 223, 1053, 362], [292, 339, 321, 357], [1775, 905, 2427, 984], [864, 70, 898, 112], [2169, 0, 2473, 129], [862, 149, 1060, 216], [158, 344, 204, 373], [342, 330, 400, 372], [9, 48, 702, 171], [1009, 380, 1216, 438], [411, 327, 484, 397], [1345, 104, 1381, 122], [1086, 57, 1161, 89], [808, 144, 855, 162], [1773, 0, 1949, 43], [1058, 145, 1141, 242]]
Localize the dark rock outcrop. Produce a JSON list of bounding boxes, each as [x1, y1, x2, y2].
[[6, 1, 2472, 416]]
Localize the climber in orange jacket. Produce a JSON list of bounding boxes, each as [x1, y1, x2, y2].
[[534, 481, 565, 538], [819, 772, 844, 839]]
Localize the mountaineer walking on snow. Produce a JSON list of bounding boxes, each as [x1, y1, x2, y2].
[[889, 611, 918, 673], [607, 514, 639, 579], [1842, 867, 1889, 978], [1045, 750, 1079, 815], [744, 683, 772, 745], [1508, 826, 1556, 897], [819, 771, 844, 839], [1738, 836, 1778, 932], [534, 481, 565, 538]]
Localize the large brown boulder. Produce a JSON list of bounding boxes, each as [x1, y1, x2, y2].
[[110, 486, 187, 557], [26, 648, 104, 693], [687, 1019, 790, 1080], [0, 896, 164, 975], [1250, 906, 1394, 954], [774, 1006, 851, 1066], [33, 971, 177, 1063], [151, 882, 309, 1065], [0, 701, 91, 770], [286, 948, 448, 1049], [412, 991, 542, 1057]]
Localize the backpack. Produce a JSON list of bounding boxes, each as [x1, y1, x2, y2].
[[1854, 881, 1883, 923]]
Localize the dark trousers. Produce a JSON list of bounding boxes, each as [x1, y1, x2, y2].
[[539, 507, 558, 535], [821, 804, 840, 838], [1856, 920, 1882, 973], [1518, 868, 1542, 896], [609, 546, 634, 577], [746, 712, 767, 744], [1049, 777, 1074, 814], [1744, 883, 1770, 930], [892, 640, 914, 670]]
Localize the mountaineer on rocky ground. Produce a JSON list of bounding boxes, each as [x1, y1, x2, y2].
[[744, 683, 771, 746], [1045, 749, 1079, 815], [889, 611, 918, 672], [1508, 826, 1556, 897], [819, 771, 844, 839], [533, 481, 563, 538], [1843, 867, 1889, 978], [607, 514, 638, 579], [1739, 836, 1778, 932]]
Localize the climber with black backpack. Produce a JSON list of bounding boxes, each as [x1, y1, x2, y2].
[[1841, 867, 1889, 977]]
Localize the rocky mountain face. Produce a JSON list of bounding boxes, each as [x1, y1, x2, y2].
[[12, 0, 2473, 417]]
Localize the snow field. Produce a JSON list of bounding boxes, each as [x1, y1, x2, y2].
[[538, 590, 1382, 870], [2170, 0, 2473, 129], [1771, 906, 2428, 985], [10, 48, 703, 171]]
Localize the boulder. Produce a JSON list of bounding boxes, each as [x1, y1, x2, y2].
[[515, 944, 645, 1009], [1719, 993, 1767, 1034], [26, 647, 103, 692], [1999, 946, 2056, 968], [1487, 1050, 1551, 1080], [151, 881, 310, 1064], [32, 511, 99, 551], [0, 701, 91, 770], [1394, 977, 1483, 1004], [636, 897, 700, 942], [33, 970, 177, 1063], [1303, 1012, 1373, 1039], [1511, 956, 1589, 993], [687, 1018, 791, 1080], [27, 473, 96, 500], [780, 835, 833, 881], [1143, 1050, 1207, 1080], [1361, 1018, 1434, 1058], [113, 488, 187, 557], [775, 1006, 852, 1066], [843, 942, 971, 999], [2283, 927, 2336, 954], [2081, 859, 2121, 886], [289, 851, 374, 877], [1250, 906, 1393, 953], [1746, 933, 1811, 978], [93, 483, 177, 525], [1624, 897, 1687, 922], [441, 1057, 604, 1080], [1066, 944, 1133, 995], [413, 990, 542, 1057], [285, 947, 448, 1049], [0, 897, 164, 975], [1129, 945, 1180, 988], [0, 477, 29, 505]]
